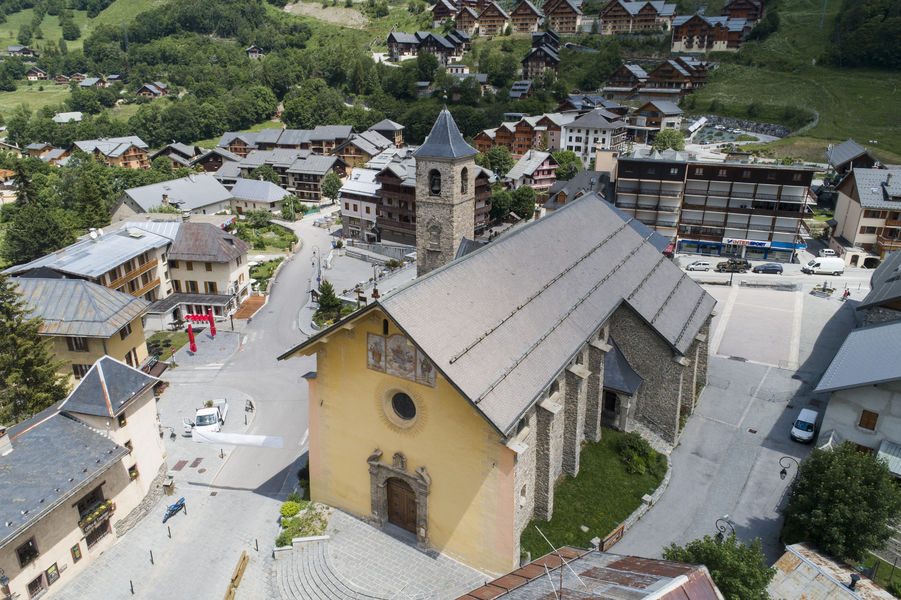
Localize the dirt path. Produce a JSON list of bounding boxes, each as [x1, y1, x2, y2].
[[284, 1, 368, 28]]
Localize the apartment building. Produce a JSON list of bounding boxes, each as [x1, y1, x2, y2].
[[13, 278, 151, 381], [505, 150, 558, 193], [0, 358, 165, 600], [521, 44, 560, 80], [232, 149, 344, 204], [72, 137, 150, 170], [216, 126, 353, 158], [113, 173, 234, 221], [561, 108, 628, 166], [722, 0, 764, 22], [542, 0, 582, 33], [333, 130, 394, 169], [339, 168, 381, 241], [5, 226, 172, 302], [599, 0, 677, 34], [510, 0, 544, 32], [474, 113, 576, 156], [671, 14, 750, 53], [478, 1, 511, 35], [614, 150, 813, 261], [829, 169, 901, 267]]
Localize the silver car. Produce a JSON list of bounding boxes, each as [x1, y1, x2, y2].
[[686, 261, 711, 271]]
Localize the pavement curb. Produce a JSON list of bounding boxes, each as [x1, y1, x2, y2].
[[609, 453, 674, 548]]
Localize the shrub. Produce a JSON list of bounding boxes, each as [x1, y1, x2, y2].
[[386, 259, 402, 269], [281, 501, 301, 518], [286, 491, 303, 503], [618, 432, 657, 475]]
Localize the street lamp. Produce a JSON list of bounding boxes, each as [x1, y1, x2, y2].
[[715, 516, 735, 542], [311, 245, 321, 286], [779, 456, 800, 481]]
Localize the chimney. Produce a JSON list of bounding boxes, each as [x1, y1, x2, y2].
[[848, 574, 861, 590], [0, 426, 12, 457], [162, 194, 169, 206]]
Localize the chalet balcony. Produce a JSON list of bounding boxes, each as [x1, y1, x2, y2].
[[79, 500, 115, 535], [108, 258, 158, 290], [877, 234, 901, 252]]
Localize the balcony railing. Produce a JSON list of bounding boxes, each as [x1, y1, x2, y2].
[[108, 258, 159, 290], [878, 235, 901, 250], [134, 277, 161, 298], [79, 500, 115, 534]]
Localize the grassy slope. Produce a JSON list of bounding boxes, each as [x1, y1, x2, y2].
[[691, 0, 901, 162], [0, 81, 70, 114], [0, 8, 92, 52]]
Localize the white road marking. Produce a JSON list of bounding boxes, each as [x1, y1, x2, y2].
[[738, 366, 771, 430], [300, 428, 309, 448], [788, 290, 804, 370], [242, 335, 248, 345]]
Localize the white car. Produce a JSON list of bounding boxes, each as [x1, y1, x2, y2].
[[686, 261, 711, 271], [790, 408, 819, 443], [818, 249, 836, 257]]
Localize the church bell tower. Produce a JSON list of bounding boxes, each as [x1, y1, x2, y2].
[[414, 108, 477, 277]]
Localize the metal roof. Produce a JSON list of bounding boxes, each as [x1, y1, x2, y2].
[[14, 278, 150, 338], [286, 154, 340, 175], [858, 250, 901, 310], [60, 356, 159, 418], [642, 100, 683, 115], [368, 118, 405, 132], [506, 150, 555, 180], [768, 544, 894, 600], [604, 338, 643, 395], [414, 108, 478, 160], [4, 227, 170, 278], [283, 194, 714, 435], [815, 319, 901, 392], [52, 111, 83, 124], [73, 136, 148, 157], [124, 173, 233, 212], [0, 413, 128, 550], [847, 168, 901, 210], [826, 139, 869, 168], [565, 108, 627, 130], [458, 548, 722, 599], [231, 178, 291, 203], [339, 168, 381, 199]]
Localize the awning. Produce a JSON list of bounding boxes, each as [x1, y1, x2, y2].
[[604, 338, 643, 396]]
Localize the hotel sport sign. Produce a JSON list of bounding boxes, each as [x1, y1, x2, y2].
[[722, 237, 771, 249]]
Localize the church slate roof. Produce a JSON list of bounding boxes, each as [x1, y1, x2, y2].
[[280, 194, 714, 435], [414, 108, 477, 160]]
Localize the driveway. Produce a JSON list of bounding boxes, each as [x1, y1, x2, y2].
[[613, 283, 861, 561], [54, 212, 339, 600]]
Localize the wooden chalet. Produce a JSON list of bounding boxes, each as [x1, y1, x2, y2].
[[478, 1, 511, 36], [522, 44, 560, 80], [602, 63, 648, 99], [455, 6, 481, 34], [722, 0, 764, 22], [431, 0, 458, 27], [542, 0, 582, 33], [511, 0, 544, 33], [599, 0, 676, 35], [671, 14, 750, 53]]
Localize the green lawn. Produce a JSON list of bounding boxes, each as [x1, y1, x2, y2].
[[519, 429, 666, 560], [0, 82, 71, 114], [91, 0, 166, 27], [0, 8, 92, 52], [860, 555, 901, 597], [691, 0, 901, 160], [250, 257, 284, 292], [147, 331, 189, 361]]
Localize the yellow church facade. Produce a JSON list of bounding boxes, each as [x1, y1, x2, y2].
[[291, 310, 519, 574]]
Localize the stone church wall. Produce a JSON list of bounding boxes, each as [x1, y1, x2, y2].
[[609, 304, 685, 444]]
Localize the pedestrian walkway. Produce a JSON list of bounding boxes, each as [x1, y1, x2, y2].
[[234, 295, 266, 319], [275, 510, 487, 600]]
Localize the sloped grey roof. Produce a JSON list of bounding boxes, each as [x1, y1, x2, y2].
[[479, 0, 511, 19], [369, 118, 405, 132], [858, 250, 901, 310], [548, 170, 609, 204], [282, 194, 714, 434], [674, 14, 747, 31], [414, 108, 477, 160], [850, 168, 901, 210], [339, 168, 381, 198], [516, 0, 544, 16], [825, 139, 869, 168], [14, 278, 150, 338], [73, 136, 148, 157], [510, 80, 533, 99], [311, 125, 352, 141], [455, 237, 489, 259], [61, 356, 159, 418], [52, 111, 83, 124], [338, 131, 393, 157], [286, 154, 340, 175], [231, 178, 291, 203], [388, 32, 420, 44], [4, 227, 170, 278], [0, 413, 128, 550], [566, 108, 626, 130], [168, 222, 248, 263], [124, 173, 233, 212], [194, 147, 242, 165], [507, 150, 555, 180], [214, 161, 243, 181], [523, 44, 560, 64], [644, 100, 682, 115], [815, 319, 901, 392], [218, 131, 259, 149], [604, 338, 643, 395]]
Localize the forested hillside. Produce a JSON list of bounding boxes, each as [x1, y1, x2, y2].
[[826, 0, 901, 69]]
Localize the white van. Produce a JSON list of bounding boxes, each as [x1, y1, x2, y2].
[[790, 408, 819, 443], [801, 257, 845, 275]]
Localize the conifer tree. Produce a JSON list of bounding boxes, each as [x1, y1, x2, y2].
[[0, 275, 69, 424]]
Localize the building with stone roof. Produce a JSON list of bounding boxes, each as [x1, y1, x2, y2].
[[279, 187, 714, 574], [0, 357, 166, 600], [829, 169, 901, 266]]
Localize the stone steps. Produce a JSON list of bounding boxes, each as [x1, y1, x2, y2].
[[275, 539, 387, 600]]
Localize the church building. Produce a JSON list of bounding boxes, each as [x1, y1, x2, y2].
[[279, 110, 715, 576]]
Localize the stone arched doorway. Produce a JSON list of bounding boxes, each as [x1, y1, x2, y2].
[[386, 478, 417, 533]]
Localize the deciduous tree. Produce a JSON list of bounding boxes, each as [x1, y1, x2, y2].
[[551, 150, 582, 181], [321, 172, 342, 205], [663, 535, 774, 600], [782, 443, 901, 560], [651, 129, 685, 152]]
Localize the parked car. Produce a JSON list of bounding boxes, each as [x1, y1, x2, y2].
[[190, 399, 229, 433], [801, 257, 844, 276], [818, 249, 836, 257], [790, 408, 819, 443], [686, 261, 711, 271], [715, 258, 751, 273], [752, 263, 784, 274]]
